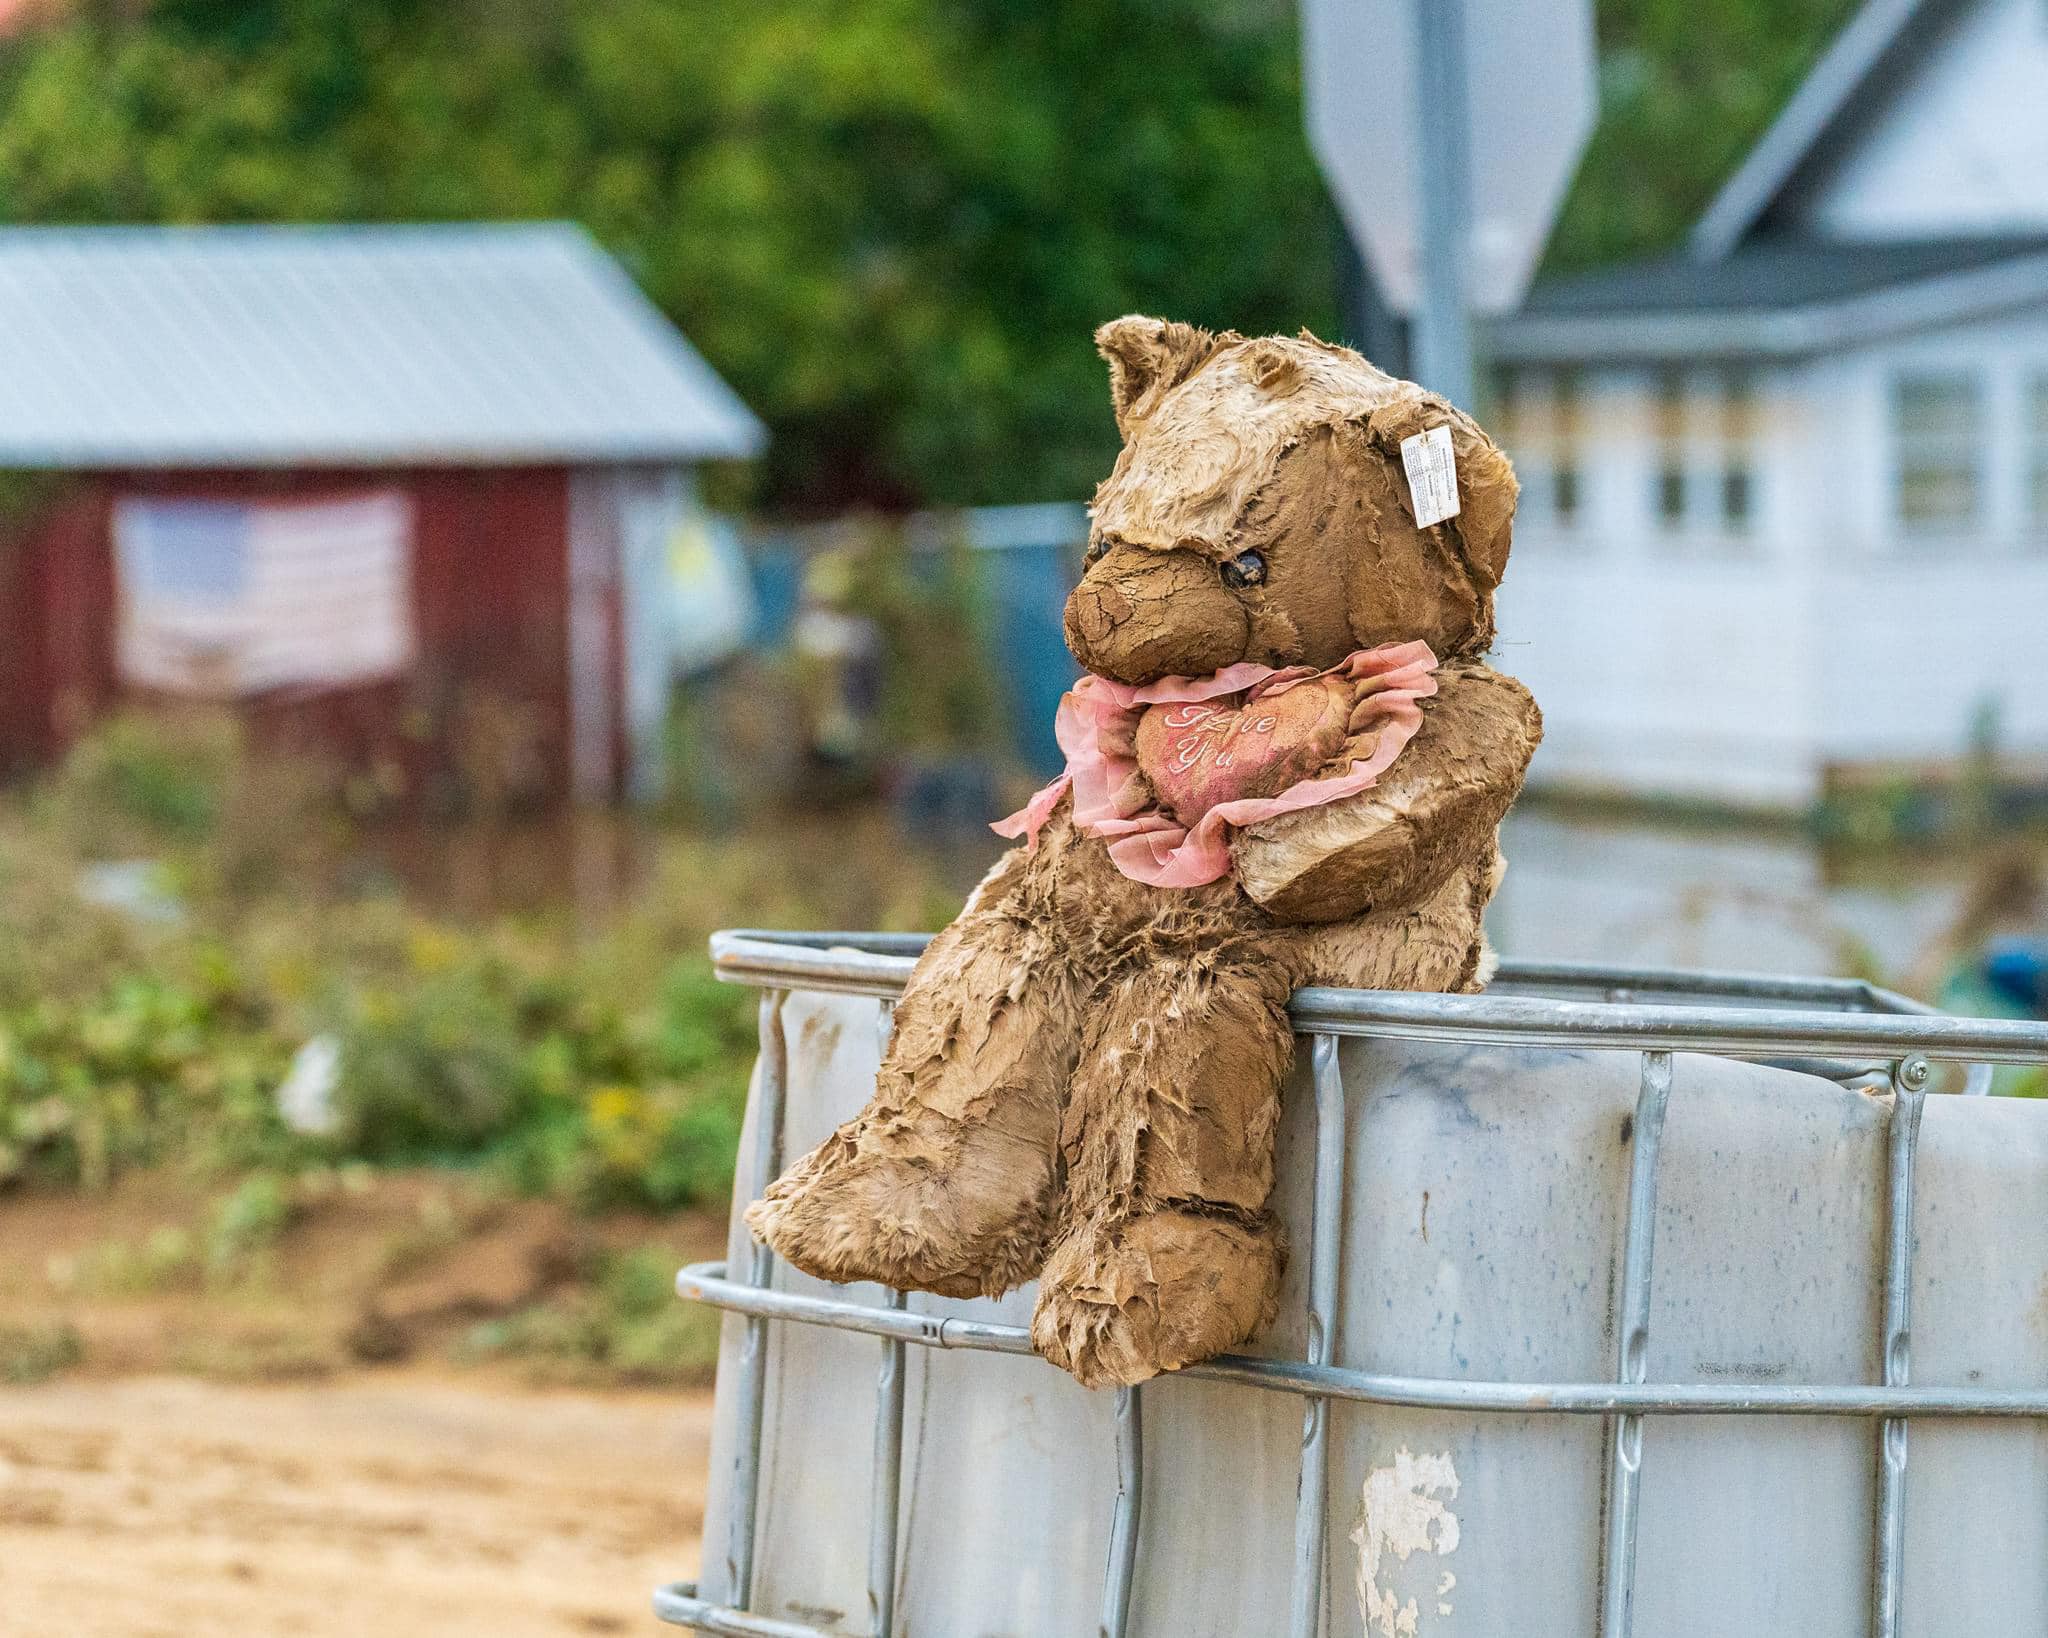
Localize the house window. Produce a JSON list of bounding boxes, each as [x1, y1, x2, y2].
[[2030, 374, 2048, 534], [1891, 372, 1983, 530], [1653, 368, 1689, 527], [1720, 369, 1757, 531], [1553, 368, 1584, 526]]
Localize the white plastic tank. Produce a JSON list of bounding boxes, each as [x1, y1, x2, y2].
[[688, 981, 2048, 1638]]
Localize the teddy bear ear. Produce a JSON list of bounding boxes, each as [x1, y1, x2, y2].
[[1371, 394, 1518, 589], [1340, 392, 1519, 657], [1095, 315, 1216, 434]]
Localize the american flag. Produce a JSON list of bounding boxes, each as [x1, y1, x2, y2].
[[113, 492, 415, 697]]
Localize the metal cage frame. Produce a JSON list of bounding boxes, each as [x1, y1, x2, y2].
[[657, 929, 2048, 1638]]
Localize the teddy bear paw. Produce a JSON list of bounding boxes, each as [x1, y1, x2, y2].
[[1030, 1208, 1284, 1390], [747, 1138, 1054, 1301]]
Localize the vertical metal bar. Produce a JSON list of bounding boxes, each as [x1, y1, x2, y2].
[[868, 1288, 908, 1637], [1288, 1033, 1349, 1638], [868, 1001, 905, 1638], [1411, 0, 1476, 409], [1099, 1386, 1144, 1638], [727, 989, 788, 1611], [1599, 1050, 1674, 1638], [1872, 1081, 1925, 1638]]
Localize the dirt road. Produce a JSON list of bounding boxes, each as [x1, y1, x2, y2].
[[0, 1373, 711, 1637]]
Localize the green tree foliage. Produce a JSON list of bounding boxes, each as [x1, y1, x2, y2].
[[0, 0, 1853, 508], [1547, 0, 1861, 271], [0, 0, 1335, 509]]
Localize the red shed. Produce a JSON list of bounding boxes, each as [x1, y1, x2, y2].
[[0, 223, 764, 803]]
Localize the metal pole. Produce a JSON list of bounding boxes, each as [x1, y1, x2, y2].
[[1287, 1034, 1349, 1638], [727, 990, 789, 1611], [1411, 0, 1476, 409], [867, 1002, 907, 1638], [1099, 1387, 1145, 1638], [1871, 1078, 1926, 1638], [1599, 1050, 1674, 1638]]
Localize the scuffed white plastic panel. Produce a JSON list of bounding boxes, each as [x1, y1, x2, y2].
[[702, 991, 2048, 1637]]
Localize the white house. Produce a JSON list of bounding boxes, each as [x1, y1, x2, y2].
[[1489, 0, 2048, 809]]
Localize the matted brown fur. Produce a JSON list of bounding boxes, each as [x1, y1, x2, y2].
[[748, 317, 1542, 1389]]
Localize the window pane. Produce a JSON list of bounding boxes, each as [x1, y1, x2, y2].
[[1554, 465, 1580, 524], [1891, 373, 1982, 529], [1894, 376, 1978, 439], [1487, 365, 1520, 441], [2032, 376, 2048, 528], [1657, 465, 1686, 524], [1722, 467, 1753, 527], [1552, 370, 1583, 528], [1721, 369, 1756, 532], [1652, 370, 1686, 528]]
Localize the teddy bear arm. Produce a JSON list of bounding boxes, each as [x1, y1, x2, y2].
[[1230, 668, 1541, 925]]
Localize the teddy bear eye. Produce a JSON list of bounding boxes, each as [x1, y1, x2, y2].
[[1219, 550, 1266, 589], [1085, 539, 1111, 564]]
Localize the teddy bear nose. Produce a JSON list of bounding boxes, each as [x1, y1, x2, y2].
[[1068, 580, 1132, 645]]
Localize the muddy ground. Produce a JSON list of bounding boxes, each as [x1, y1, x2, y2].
[[0, 1170, 725, 1635], [0, 1371, 711, 1636]]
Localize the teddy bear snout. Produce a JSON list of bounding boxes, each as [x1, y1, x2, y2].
[[1063, 545, 1251, 685], [1066, 579, 1132, 645]]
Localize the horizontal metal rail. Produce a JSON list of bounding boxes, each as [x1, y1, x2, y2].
[[655, 1583, 825, 1637], [712, 930, 1935, 1015], [709, 931, 2045, 1069], [673, 1260, 2048, 1419]]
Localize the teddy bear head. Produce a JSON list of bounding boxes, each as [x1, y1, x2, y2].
[[1065, 316, 1519, 687]]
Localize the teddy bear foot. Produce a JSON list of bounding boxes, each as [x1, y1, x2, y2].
[[747, 1137, 1055, 1302], [1030, 1208, 1284, 1389]]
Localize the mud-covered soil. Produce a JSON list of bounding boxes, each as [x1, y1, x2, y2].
[[0, 1168, 726, 1381], [0, 1168, 727, 1633], [0, 1371, 711, 1636]]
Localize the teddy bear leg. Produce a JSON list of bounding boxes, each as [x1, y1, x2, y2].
[[746, 911, 1083, 1300], [1031, 957, 1296, 1388]]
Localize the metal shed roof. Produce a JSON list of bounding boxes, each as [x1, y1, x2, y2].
[[0, 223, 767, 469]]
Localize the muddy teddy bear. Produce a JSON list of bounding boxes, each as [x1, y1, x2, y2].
[[748, 317, 1542, 1389]]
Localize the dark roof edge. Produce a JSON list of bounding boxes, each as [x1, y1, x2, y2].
[[1492, 249, 2048, 362], [1688, 0, 1949, 262]]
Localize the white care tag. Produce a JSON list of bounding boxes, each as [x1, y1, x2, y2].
[[1400, 424, 1461, 529]]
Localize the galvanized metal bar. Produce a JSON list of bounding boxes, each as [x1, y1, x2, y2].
[[705, 934, 2048, 1065], [654, 1582, 829, 1637], [1409, 0, 1477, 409], [1288, 1034, 1348, 1638], [1285, 989, 2048, 1065], [867, 1290, 908, 1637], [674, 1261, 2048, 1418], [712, 932, 1925, 1013], [1099, 1386, 1144, 1638], [726, 989, 788, 1613], [1600, 1051, 1675, 1638], [868, 1001, 906, 1638], [1873, 1081, 1926, 1638]]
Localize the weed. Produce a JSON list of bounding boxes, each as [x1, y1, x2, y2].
[[0, 1320, 85, 1384], [459, 1247, 719, 1387], [205, 1174, 296, 1287]]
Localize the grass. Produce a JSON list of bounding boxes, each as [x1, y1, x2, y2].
[[0, 1319, 85, 1385], [0, 707, 977, 1220], [457, 1246, 723, 1387], [0, 706, 982, 1387]]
